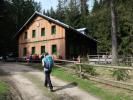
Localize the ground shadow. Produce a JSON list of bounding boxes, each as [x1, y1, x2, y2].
[[53, 82, 78, 92]]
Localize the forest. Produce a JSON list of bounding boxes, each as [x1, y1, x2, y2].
[[0, 0, 133, 59]]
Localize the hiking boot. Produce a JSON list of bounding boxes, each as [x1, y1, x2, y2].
[[44, 84, 47, 88]]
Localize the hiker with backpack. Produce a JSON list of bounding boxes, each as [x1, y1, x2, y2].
[[42, 52, 54, 92]]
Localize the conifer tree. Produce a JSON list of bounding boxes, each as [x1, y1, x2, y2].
[[0, 0, 41, 54]]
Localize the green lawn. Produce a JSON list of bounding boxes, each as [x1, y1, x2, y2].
[[21, 63, 133, 100]]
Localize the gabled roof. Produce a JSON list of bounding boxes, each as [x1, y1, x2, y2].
[[15, 11, 98, 42]]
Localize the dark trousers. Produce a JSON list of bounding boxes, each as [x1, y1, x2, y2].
[[44, 70, 53, 90]]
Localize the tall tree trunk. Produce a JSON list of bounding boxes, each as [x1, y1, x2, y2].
[[110, 0, 118, 65]]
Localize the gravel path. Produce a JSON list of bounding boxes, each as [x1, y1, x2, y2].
[[0, 62, 99, 100]]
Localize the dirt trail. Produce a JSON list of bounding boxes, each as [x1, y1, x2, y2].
[[0, 62, 99, 100]]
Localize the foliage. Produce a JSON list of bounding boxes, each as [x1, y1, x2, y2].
[[88, 0, 112, 52], [112, 69, 130, 81], [74, 64, 97, 76], [45, 0, 133, 56], [0, 0, 41, 54], [76, 56, 97, 76], [55, 0, 65, 21], [90, 0, 133, 55], [82, 65, 97, 76], [64, 0, 80, 28], [116, 0, 133, 55]]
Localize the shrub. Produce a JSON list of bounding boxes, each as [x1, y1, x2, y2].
[[112, 69, 130, 81], [82, 65, 97, 76]]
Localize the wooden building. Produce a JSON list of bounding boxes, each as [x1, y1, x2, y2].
[[15, 12, 97, 59]]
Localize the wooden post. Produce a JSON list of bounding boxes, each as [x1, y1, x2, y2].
[[79, 65, 82, 78], [105, 55, 107, 64], [130, 56, 133, 66], [78, 55, 81, 63], [87, 55, 89, 62], [78, 56, 84, 78], [131, 56, 133, 67], [128, 57, 129, 66], [98, 55, 100, 64]]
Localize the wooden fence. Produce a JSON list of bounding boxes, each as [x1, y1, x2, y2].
[[55, 59, 133, 91], [76, 63, 133, 91], [87, 55, 133, 66]]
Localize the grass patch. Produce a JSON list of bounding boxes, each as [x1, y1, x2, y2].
[[0, 81, 8, 94], [52, 67, 132, 100], [20, 63, 133, 100], [0, 81, 11, 100]]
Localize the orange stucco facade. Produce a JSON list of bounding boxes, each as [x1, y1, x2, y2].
[[19, 16, 66, 59]]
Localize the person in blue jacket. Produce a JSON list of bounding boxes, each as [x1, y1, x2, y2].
[[42, 52, 54, 92]]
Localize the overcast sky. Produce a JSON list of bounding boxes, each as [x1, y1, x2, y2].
[[34, 0, 94, 11]]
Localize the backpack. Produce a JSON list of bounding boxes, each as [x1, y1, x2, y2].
[[45, 55, 54, 70]]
